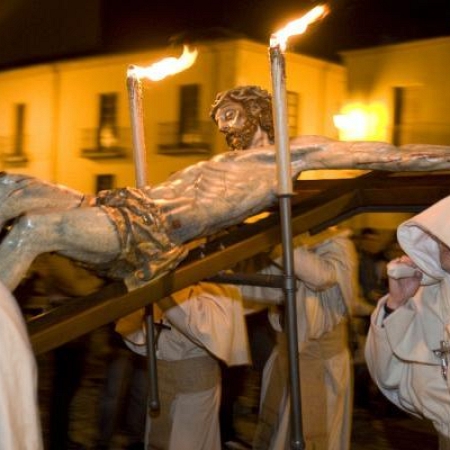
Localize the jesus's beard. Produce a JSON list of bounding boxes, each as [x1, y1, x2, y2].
[[225, 118, 259, 150]]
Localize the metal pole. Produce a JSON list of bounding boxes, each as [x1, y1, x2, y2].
[[279, 195, 304, 450]]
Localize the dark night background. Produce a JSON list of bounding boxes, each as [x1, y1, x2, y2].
[[1, 0, 450, 68]]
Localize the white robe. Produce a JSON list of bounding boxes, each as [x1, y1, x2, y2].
[[242, 228, 358, 450], [0, 281, 42, 450], [118, 282, 250, 450], [365, 194, 450, 441]]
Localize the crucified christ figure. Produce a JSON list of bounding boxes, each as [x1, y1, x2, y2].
[[1, 85, 450, 293]]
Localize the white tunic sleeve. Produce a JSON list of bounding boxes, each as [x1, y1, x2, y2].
[[364, 298, 411, 410], [166, 282, 250, 366]]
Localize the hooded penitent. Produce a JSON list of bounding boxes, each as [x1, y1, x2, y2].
[[365, 194, 450, 443]]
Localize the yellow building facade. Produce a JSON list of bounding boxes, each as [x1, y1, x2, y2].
[[336, 36, 450, 233], [0, 38, 346, 193], [339, 36, 450, 144]]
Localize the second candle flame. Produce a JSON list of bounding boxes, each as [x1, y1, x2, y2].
[[270, 4, 329, 51], [127, 45, 198, 81]]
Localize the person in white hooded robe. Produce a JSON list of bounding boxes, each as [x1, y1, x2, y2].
[[365, 194, 450, 449], [241, 226, 361, 450], [116, 281, 250, 450]]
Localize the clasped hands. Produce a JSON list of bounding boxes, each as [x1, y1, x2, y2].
[[386, 255, 423, 310]]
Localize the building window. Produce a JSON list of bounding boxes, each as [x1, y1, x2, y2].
[[287, 91, 300, 137], [14, 103, 26, 156], [179, 84, 200, 144], [81, 93, 127, 159], [157, 83, 213, 154], [98, 93, 119, 149], [3, 103, 28, 165], [392, 86, 422, 145], [96, 174, 115, 193]]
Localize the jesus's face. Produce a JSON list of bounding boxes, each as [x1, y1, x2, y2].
[[214, 100, 259, 150]]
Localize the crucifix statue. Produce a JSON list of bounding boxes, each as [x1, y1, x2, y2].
[[1, 86, 450, 294]]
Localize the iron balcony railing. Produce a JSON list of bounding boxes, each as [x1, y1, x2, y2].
[[391, 122, 450, 146], [0, 135, 29, 166], [157, 121, 215, 154], [80, 127, 131, 159]]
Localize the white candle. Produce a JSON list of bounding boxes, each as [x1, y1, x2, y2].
[[270, 44, 292, 196], [126, 46, 198, 189], [127, 70, 147, 188], [269, 4, 329, 196]]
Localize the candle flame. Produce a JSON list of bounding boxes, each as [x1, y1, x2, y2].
[[270, 4, 329, 50], [127, 45, 198, 81]]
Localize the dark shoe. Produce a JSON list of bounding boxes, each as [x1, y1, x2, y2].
[[126, 443, 145, 450]]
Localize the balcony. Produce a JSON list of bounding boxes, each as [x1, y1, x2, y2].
[[80, 127, 130, 160], [157, 121, 214, 154], [0, 135, 29, 167], [392, 122, 450, 146]]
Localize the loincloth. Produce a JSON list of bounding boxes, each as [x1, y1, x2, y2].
[[94, 187, 187, 290]]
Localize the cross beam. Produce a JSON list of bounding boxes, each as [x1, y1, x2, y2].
[[28, 171, 450, 354]]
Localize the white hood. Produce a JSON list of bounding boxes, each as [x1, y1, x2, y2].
[[397, 195, 450, 285]]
